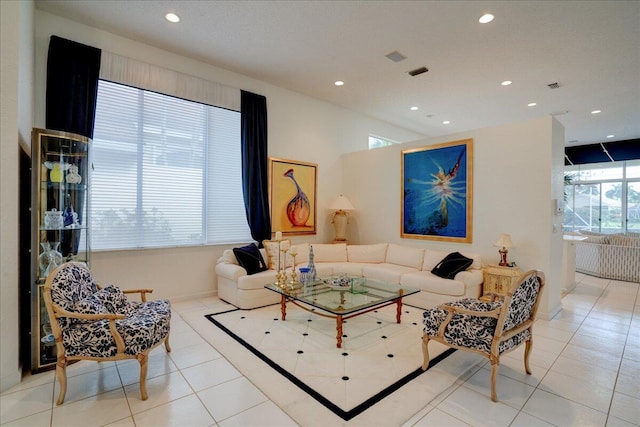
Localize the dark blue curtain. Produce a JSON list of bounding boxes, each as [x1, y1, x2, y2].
[[241, 91, 271, 246], [45, 36, 100, 257], [46, 35, 101, 139]]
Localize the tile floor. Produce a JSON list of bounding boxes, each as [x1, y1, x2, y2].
[[1, 272, 638, 426]]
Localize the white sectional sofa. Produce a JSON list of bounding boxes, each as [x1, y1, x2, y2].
[[215, 243, 483, 309]]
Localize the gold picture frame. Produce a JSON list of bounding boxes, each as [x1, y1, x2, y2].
[[401, 139, 473, 243], [269, 157, 317, 236]]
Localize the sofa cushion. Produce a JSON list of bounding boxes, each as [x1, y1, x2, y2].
[[262, 239, 291, 269], [423, 249, 481, 271], [233, 243, 268, 275], [431, 252, 473, 279], [311, 243, 348, 262], [422, 249, 449, 271], [347, 243, 387, 263], [290, 243, 310, 265], [385, 244, 425, 269], [316, 262, 368, 277], [400, 271, 466, 296], [237, 270, 278, 291], [218, 249, 239, 265], [362, 263, 418, 284]]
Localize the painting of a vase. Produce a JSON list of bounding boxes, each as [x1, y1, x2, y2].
[[284, 169, 310, 226], [269, 158, 317, 236]]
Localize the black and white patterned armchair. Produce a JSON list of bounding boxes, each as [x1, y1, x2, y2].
[[43, 262, 172, 405], [422, 269, 545, 402]]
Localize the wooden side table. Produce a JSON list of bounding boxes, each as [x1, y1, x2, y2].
[[480, 265, 523, 301]]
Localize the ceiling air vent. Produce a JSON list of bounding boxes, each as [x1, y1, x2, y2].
[[408, 66, 429, 77], [547, 82, 560, 89], [385, 51, 407, 63]]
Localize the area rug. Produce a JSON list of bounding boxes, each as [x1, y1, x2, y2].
[[205, 303, 455, 421]]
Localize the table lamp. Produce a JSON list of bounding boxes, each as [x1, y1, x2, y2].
[[494, 233, 513, 266], [327, 194, 355, 242]]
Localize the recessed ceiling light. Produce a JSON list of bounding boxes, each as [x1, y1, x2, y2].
[[165, 12, 180, 23], [501, 80, 512, 86], [410, 106, 419, 111], [334, 80, 344, 86], [442, 120, 451, 125], [479, 13, 495, 24], [591, 109, 601, 114], [606, 134, 615, 138], [527, 102, 537, 107]]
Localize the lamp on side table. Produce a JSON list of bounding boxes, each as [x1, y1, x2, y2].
[[327, 194, 355, 243], [494, 233, 513, 267]]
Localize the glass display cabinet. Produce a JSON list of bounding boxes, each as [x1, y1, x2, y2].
[[30, 128, 91, 372]]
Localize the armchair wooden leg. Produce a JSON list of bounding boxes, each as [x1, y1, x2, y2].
[[138, 353, 149, 401], [164, 333, 171, 353], [421, 334, 431, 371], [524, 337, 533, 375], [55, 357, 68, 405], [490, 360, 499, 402]]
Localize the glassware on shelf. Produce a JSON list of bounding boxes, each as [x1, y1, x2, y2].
[[39, 242, 63, 277], [44, 209, 64, 229]]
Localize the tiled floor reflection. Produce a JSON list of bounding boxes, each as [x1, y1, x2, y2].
[[2, 274, 638, 426]]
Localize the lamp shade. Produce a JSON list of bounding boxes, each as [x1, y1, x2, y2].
[[494, 233, 513, 248], [327, 194, 355, 211]]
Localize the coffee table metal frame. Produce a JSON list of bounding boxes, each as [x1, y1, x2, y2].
[[264, 279, 419, 348]]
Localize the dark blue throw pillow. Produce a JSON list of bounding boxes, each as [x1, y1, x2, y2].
[[233, 243, 268, 275], [431, 252, 473, 279]]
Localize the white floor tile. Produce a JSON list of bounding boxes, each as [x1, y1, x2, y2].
[[132, 394, 215, 427], [0, 409, 51, 427], [463, 367, 535, 410], [413, 407, 471, 426], [53, 365, 123, 405], [509, 411, 556, 427], [0, 382, 53, 424], [197, 376, 268, 423], [609, 392, 640, 425], [218, 400, 297, 427], [51, 388, 131, 427], [124, 371, 194, 414], [168, 341, 223, 369], [116, 351, 178, 386], [522, 388, 608, 427], [437, 385, 519, 426], [538, 369, 614, 413], [615, 358, 640, 399], [180, 357, 242, 392]]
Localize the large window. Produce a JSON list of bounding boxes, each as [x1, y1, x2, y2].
[[91, 80, 252, 250], [564, 160, 640, 234]]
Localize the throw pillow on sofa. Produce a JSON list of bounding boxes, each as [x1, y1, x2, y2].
[[262, 239, 291, 270], [431, 252, 473, 279], [233, 243, 268, 275]]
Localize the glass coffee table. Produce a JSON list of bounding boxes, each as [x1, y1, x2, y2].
[[264, 278, 419, 348]]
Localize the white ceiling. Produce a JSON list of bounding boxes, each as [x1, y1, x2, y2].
[[36, 0, 640, 146]]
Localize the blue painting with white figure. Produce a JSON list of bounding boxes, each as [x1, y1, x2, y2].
[[403, 143, 468, 238]]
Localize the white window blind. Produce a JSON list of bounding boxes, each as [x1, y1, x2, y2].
[[91, 80, 252, 250]]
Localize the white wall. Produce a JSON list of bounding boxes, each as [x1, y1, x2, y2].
[[33, 10, 425, 301], [1, 0, 34, 392], [342, 116, 564, 319]]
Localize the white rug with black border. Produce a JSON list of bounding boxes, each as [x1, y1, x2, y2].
[[205, 303, 456, 421]]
